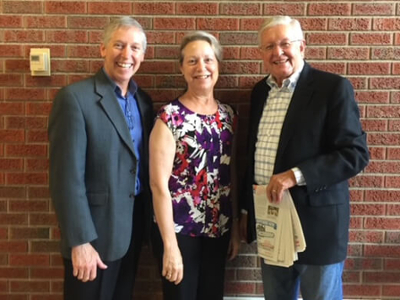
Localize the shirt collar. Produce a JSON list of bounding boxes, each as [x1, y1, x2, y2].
[[266, 60, 304, 92], [101, 67, 138, 98]]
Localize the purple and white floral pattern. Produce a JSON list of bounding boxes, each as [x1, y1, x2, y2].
[[158, 99, 237, 238]]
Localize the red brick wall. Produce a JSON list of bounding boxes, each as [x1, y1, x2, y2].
[[0, 1, 399, 299]]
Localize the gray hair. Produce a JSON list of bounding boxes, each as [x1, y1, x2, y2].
[[102, 16, 147, 52], [179, 31, 222, 65], [258, 16, 304, 47]]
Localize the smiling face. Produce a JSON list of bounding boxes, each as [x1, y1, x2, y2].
[[100, 26, 145, 93], [259, 24, 305, 86], [180, 40, 219, 94]]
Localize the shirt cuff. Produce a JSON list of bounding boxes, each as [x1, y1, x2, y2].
[[292, 167, 306, 186], [241, 209, 248, 215]]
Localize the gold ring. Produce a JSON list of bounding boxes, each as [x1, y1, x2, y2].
[[272, 190, 277, 193]]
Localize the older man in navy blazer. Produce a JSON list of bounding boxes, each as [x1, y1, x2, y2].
[[239, 16, 369, 300], [49, 17, 153, 300]]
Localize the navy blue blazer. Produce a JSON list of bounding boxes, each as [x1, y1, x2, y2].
[[241, 62, 369, 265], [49, 69, 154, 261]]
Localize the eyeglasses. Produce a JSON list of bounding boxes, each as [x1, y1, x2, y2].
[[259, 39, 303, 52]]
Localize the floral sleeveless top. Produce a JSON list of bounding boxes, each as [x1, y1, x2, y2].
[[157, 99, 237, 238]]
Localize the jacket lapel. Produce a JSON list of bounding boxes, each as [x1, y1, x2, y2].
[[94, 70, 136, 156], [249, 79, 270, 149], [275, 63, 314, 168], [135, 91, 150, 149]]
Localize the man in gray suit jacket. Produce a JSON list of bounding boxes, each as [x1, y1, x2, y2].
[[239, 16, 369, 300], [48, 17, 154, 300]]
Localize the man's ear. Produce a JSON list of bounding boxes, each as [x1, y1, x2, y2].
[[299, 40, 306, 58], [100, 43, 106, 58]]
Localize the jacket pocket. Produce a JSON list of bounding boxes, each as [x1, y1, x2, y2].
[[308, 185, 348, 207]]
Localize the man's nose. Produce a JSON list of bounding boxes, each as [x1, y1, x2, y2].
[[121, 46, 132, 57], [272, 44, 284, 55]]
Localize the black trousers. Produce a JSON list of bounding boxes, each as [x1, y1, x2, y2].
[[63, 194, 145, 300], [152, 225, 230, 300]]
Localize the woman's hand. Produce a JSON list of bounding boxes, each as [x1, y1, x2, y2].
[[162, 244, 184, 285]]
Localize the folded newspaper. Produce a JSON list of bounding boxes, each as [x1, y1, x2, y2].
[[253, 185, 306, 267]]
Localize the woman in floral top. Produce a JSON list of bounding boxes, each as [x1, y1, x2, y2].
[[150, 31, 240, 300]]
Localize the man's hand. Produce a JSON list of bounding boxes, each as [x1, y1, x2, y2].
[[267, 170, 297, 203], [71, 243, 108, 282]]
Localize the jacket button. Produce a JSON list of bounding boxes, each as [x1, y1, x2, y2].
[[129, 193, 134, 198]]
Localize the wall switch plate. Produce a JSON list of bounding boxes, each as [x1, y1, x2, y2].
[[30, 48, 51, 76]]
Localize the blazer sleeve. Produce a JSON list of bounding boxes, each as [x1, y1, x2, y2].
[[49, 86, 98, 248], [296, 75, 369, 194]]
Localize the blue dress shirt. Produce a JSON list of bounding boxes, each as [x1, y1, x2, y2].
[[115, 82, 144, 196]]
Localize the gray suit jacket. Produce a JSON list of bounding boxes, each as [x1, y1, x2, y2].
[[49, 69, 154, 261]]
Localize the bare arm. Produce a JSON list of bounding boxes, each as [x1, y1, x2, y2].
[[149, 119, 183, 285]]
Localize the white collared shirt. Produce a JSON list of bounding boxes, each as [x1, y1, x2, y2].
[[254, 66, 305, 186]]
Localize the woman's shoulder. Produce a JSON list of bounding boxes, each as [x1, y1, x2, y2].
[[157, 99, 189, 128], [218, 101, 237, 117], [157, 99, 181, 115]]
